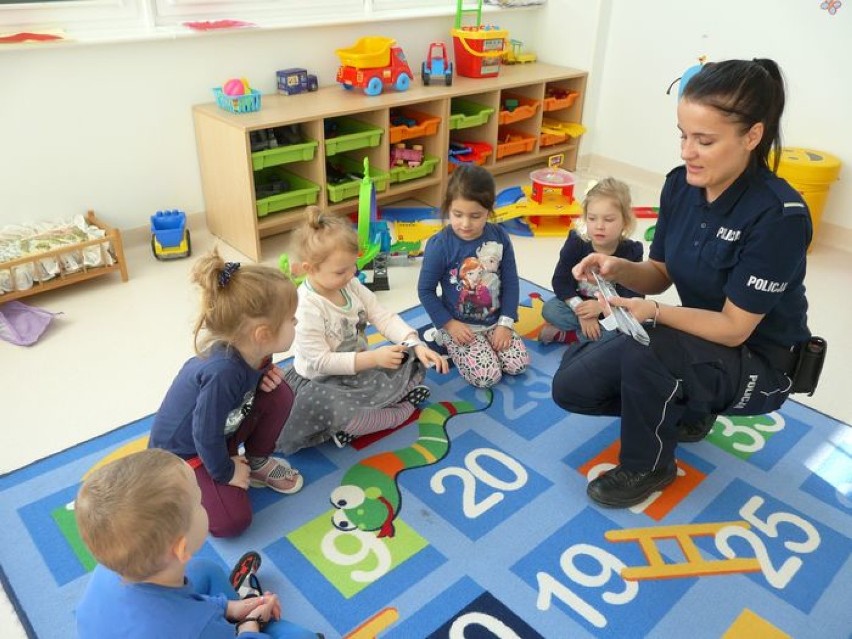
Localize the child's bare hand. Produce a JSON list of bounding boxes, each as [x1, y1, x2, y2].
[[445, 319, 474, 345], [227, 592, 282, 625], [489, 325, 513, 351], [259, 365, 284, 392], [252, 592, 282, 623], [228, 456, 250, 490], [374, 344, 407, 369], [575, 299, 602, 320], [226, 597, 265, 622], [580, 317, 602, 341], [415, 345, 449, 374]]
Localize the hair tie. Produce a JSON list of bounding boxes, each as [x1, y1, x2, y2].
[[218, 262, 241, 288]]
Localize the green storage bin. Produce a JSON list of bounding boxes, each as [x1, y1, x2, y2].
[[449, 99, 495, 130], [251, 139, 318, 171], [326, 156, 390, 203], [324, 118, 384, 156], [254, 169, 320, 217], [389, 155, 439, 183]]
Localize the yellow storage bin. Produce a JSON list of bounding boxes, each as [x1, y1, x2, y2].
[[774, 147, 841, 243]]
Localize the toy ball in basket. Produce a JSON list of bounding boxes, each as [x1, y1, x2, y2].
[[213, 77, 261, 113]]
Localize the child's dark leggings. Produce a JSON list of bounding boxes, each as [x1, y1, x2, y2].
[[195, 381, 293, 538]]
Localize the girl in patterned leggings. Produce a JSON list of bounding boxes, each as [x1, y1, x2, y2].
[[418, 165, 530, 388]]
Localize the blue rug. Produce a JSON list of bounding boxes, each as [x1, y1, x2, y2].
[[1, 280, 850, 638]]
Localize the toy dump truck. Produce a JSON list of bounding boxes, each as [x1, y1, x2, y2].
[[335, 36, 414, 96]]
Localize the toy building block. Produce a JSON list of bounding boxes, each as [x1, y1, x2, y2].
[[363, 252, 390, 291], [150, 210, 192, 260]]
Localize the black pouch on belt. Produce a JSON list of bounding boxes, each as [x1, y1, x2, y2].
[[790, 336, 828, 396]]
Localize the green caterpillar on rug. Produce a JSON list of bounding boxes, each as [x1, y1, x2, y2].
[[330, 392, 492, 538]]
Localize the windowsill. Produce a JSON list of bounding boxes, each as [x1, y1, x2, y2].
[[0, 4, 540, 52]]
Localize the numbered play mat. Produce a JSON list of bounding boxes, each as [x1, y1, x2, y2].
[[1, 281, 849, 638]]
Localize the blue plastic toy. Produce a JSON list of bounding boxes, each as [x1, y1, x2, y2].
[[150, 210, 191, 260]]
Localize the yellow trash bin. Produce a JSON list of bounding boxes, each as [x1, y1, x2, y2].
[[774, 148, 842, 245]]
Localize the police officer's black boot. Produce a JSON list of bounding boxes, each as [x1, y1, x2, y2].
[[586, 462, 678, 507], [677, 414, 717, 443]]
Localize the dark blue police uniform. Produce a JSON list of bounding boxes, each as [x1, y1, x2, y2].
[[552, 165, 812, 472]]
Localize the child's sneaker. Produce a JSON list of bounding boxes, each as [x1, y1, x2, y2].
[[332, 430, 356, 448], [538, 323, 561, 344], [539, 324, 578, 345], [230, 551, 262, 599], [404, 385, 431, 406], [249, 457, 303, 494]]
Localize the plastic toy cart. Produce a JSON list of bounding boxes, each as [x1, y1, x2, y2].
[[151, 210, 191, 260]]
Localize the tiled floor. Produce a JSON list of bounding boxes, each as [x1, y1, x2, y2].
[[1, 167, 849, 637]]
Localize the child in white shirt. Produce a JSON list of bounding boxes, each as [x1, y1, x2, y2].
[[276, 207, 447, 453]]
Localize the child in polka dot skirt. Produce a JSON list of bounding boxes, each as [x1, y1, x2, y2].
[[276, 206, 448, 453]]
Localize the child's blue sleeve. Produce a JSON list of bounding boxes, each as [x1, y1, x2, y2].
[[615, 239, 645, 299], [418, 232, 454, 329], [497, 227, 521, 320], [627, 239, 644, 263], [551, 231, 585, 302]]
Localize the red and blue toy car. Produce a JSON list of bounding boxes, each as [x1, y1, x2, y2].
[[421, 42, 453, 86]]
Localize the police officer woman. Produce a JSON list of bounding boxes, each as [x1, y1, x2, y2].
[[552, 58, 812, 508]]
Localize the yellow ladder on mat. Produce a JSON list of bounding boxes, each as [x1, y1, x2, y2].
[[605, 521, 762, 580], [455, 0, 483, 29]]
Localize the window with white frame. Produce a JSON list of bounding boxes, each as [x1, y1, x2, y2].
[[150, 0, 363, 26], [0, 0, 145, 32], [0, 0, 468, 35]]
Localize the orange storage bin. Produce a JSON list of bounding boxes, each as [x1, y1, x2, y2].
[[539, 131, 567, 147], [496, 128, 536, 159], [498, 93, 541, 125], [543, 89, 579, 112], [389, 109, 441, 144]]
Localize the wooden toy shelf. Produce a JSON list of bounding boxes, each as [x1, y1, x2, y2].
[[192, 63, 587, 261], [0, 210, 129, 303]]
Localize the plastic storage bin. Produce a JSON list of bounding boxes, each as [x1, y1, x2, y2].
[[251, 139, 318, 171], [389, 109, 441, 144], [213, 88, 261, 114], [539, 119, 586, 148], [496, 128, 536, 159], [254, 169, 319, 217], [498, 93, 541, 125], [326, 156, 390, 203], [539, 131, 567, 147], [324, 118, 384, 156], [449, 99, 495, 130], [543, 89, 579, 112], [389, 155, 439, 183]]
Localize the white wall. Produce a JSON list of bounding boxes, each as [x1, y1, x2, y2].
[[0, 12, 535, 230], [2, 1, 849, 237], [589, 0, 850, 232]]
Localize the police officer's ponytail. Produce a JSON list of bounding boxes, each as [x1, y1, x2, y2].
[[682, 58, 786, 173]]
